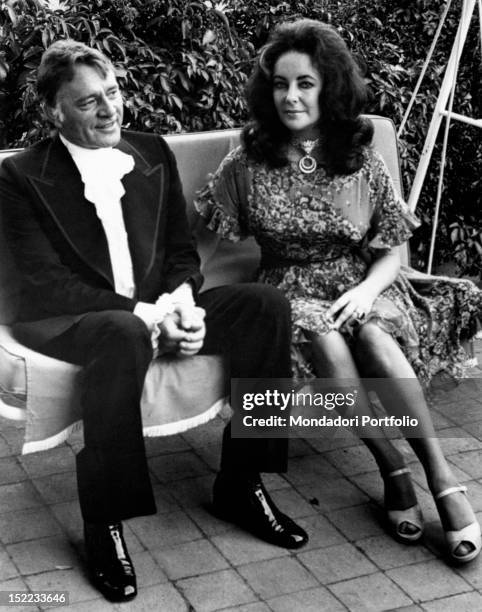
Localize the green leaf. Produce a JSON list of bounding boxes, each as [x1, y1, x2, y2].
[[169, 93, 183, 110], [202, 29, 216, 45], [159, 75, 170, 92]]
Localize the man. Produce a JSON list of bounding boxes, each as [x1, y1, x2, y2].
[[0, 40, 307, 602]]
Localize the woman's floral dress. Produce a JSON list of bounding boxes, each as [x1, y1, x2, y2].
[[195, 145, 481, 385]]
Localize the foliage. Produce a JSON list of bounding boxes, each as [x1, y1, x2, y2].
[[449, 216, 482, 278], [0, 0, 252, 144], [0, 0, 480, 276]]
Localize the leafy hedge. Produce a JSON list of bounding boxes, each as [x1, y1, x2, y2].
[[0, 0, 254, 140], [0, 0, 480, 276]]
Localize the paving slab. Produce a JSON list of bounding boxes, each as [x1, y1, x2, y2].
[[211, 528, 289, 566], [267, 586, 347, 612], [420, 591, 482, 611], [0, 545, 20, 581], [297, 542, 378, 584], [0, 456, 28, 485], [151, 538, 229, 580], [385, 559, 472, 602], [19, 446, 76, 479], [237, 557, 318, 600], [116, 582, 189, 611], [176, 569, 257, 611], [0, 339, 481, 611], [328, 572, 413, 611], [356, 534, 435, 569], [0, 506, 61, 545]]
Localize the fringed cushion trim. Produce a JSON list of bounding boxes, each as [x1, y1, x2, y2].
[[143, 397, 227, 437], [22, 420, 83, 454], [21, 399, 228, 455], [0, 397, 27, 421]]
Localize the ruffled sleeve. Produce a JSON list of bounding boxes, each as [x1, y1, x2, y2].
[[367, 150, 421, 250], [194, 146, 252, 242]]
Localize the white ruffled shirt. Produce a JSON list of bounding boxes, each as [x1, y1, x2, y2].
[[60, 133, 136, 299], [60, 134, 195, 352]]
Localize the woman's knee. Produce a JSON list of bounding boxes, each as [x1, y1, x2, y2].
[[355, 322, 395, 369], [310, 330, 353, 374], [357, 321, 386, 345]]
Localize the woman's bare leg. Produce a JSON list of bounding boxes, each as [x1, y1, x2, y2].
[[354, 322, 477, 555], [307, 329, 419, 529]]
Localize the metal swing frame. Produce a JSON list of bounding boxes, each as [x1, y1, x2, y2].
[[398, 0, 482, 274]]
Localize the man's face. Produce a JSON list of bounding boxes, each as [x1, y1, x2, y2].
[[50, 63, 123, 149]]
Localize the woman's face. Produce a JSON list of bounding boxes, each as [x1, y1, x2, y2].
[[272, 51, 322, 139]]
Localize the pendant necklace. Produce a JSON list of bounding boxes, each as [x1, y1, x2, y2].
[[295, 139, 319, 174]]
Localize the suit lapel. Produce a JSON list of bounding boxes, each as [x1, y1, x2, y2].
[[26, 134, 166, 292], [27, 136, 114, 286], [117, 137, 165, 286]]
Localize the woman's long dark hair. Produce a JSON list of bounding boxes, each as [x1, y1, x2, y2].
[[242, 19, 373, 174]]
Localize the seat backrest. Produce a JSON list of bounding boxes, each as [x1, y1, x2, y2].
[[163, 115, 406, 290], [0, 115, 404, 322], [163, 129, 261, 291]]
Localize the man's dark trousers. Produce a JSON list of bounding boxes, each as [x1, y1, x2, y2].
[[39, 282, 292, 523]]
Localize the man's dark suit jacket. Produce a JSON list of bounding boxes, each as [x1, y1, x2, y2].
[[0, 130, 203, 346]]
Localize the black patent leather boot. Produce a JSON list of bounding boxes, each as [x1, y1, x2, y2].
[[212, 471, 308, 549], [84, 521, 137, 602]]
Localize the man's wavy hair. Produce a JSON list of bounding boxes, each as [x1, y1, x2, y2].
[[37, 40, 113, 107], [242, 19, 373, 174]]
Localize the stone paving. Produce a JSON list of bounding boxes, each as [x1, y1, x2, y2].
[[0, 342, 482, 611]]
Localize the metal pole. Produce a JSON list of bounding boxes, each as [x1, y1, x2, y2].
[[398, 0, 453, 139], [426, 29, 461, 274], [407, 0, 476, 212], [439, 110, 482, 127]]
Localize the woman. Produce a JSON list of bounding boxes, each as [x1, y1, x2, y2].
[[195, 19, 482, 563]]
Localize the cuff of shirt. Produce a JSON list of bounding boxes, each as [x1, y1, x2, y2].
[[133, 300, 173, 323], [169, 282, 196, 308]]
